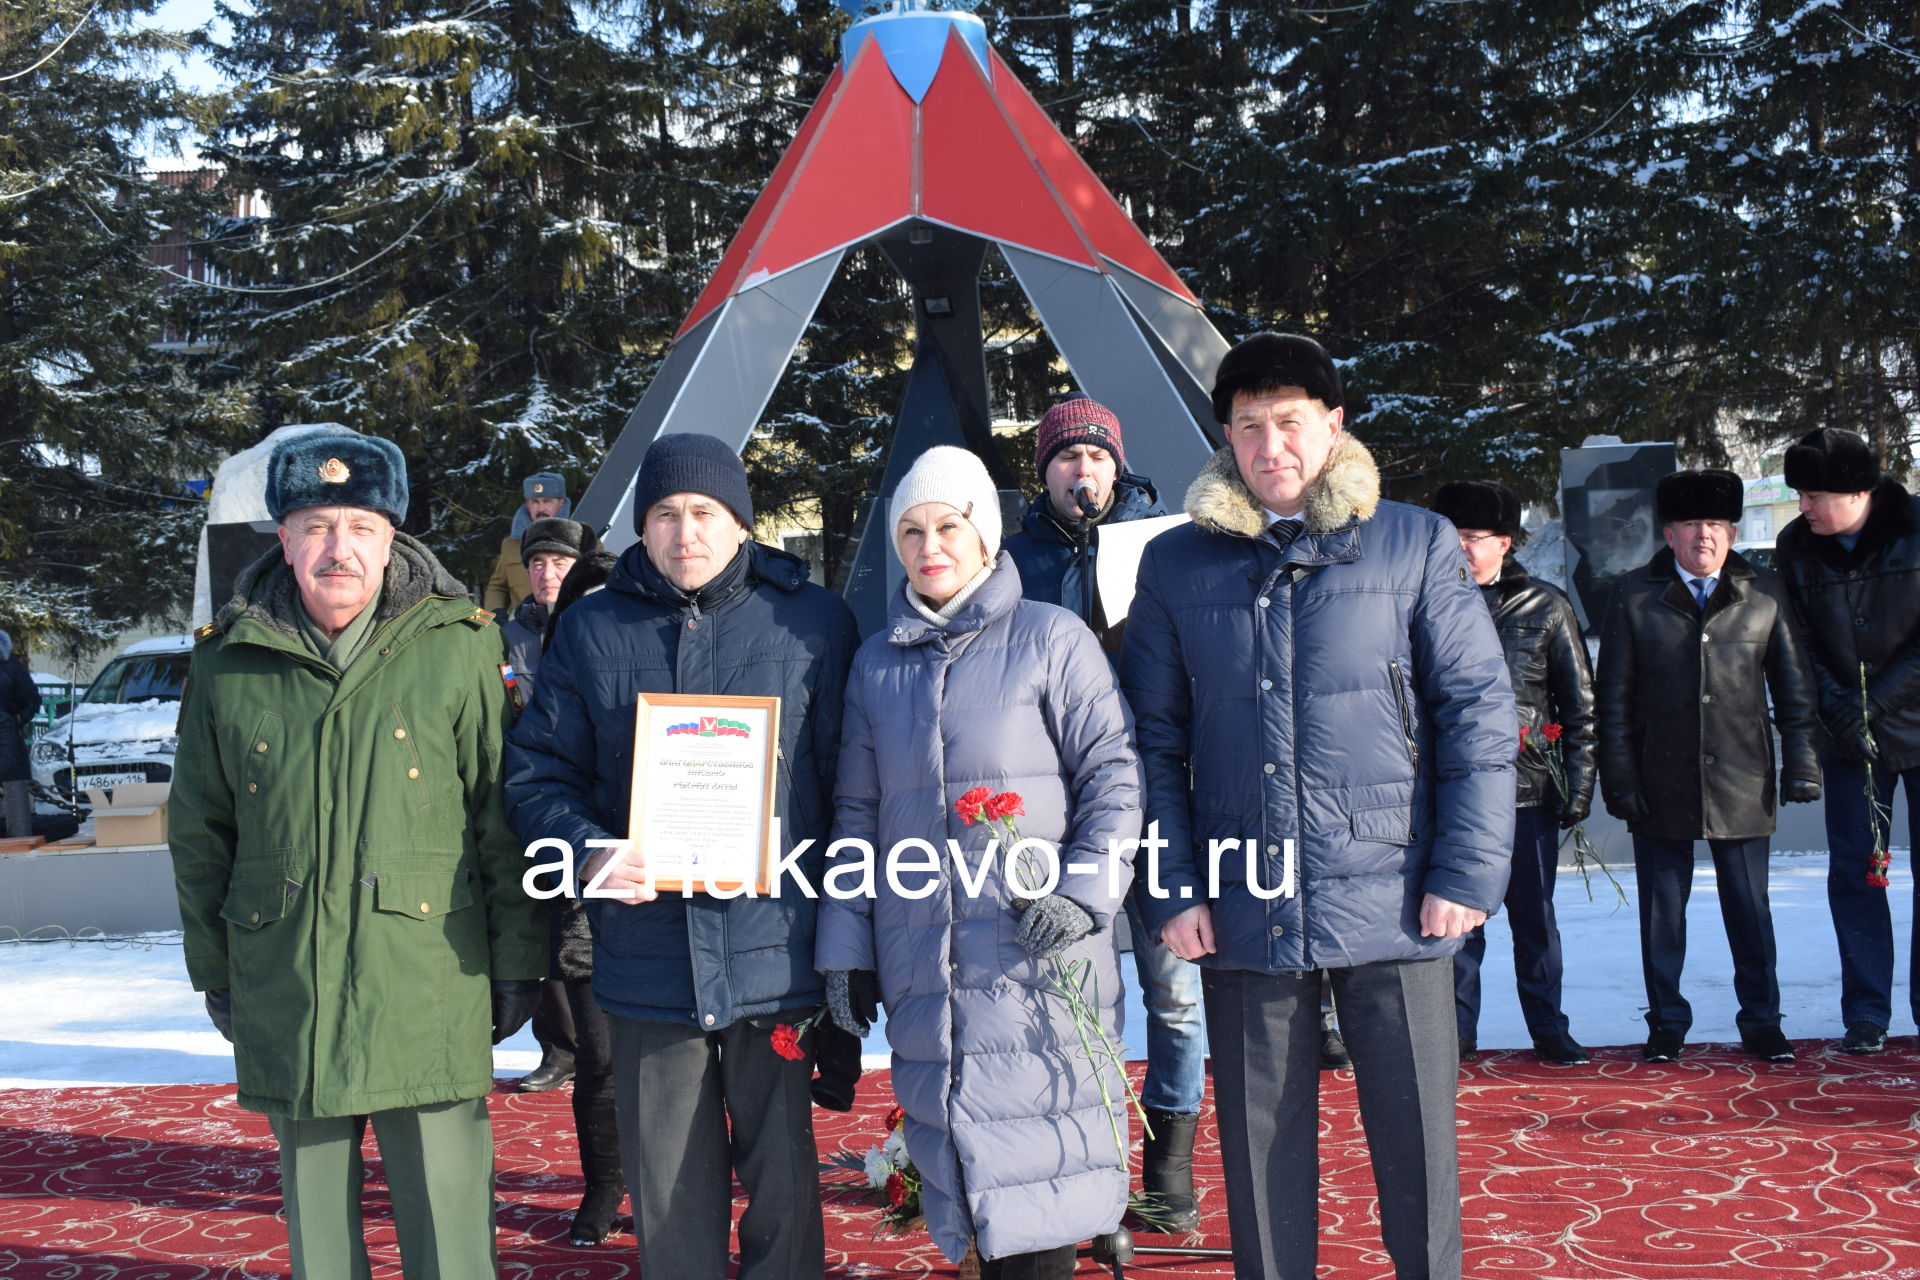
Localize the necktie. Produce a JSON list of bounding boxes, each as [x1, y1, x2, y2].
[[1268, 521, 1301, 553], [1690, 577, 1711, 611]]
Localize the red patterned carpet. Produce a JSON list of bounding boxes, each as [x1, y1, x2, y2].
[[3, 1045, 1919, 1278]]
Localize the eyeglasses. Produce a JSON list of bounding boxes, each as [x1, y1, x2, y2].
[[1458, 533, 1504, 546]]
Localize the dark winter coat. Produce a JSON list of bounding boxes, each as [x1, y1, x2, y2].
[[1483, 559, 1598, 812], [1594, 548, 1820, 840], [1002, 473, 1166, 649], [1774, 482, 1920, 772], [815, 555, 1140, 1263], [0, 655, 39, 783], [1119, 438, 1517, 972], [169, 536, 547, 1119], [500, 597, 547, 704], [504, 541, 859, 1030]]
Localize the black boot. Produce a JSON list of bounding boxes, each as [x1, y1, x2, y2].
[[1139, 1107, 1200, 1233], [518, 1045, 575, 1093], [568, 1182, 624, 1247]]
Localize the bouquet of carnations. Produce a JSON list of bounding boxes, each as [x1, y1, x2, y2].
[[823, 1105, 923, 1236], [1520, 723, 1625, 906]]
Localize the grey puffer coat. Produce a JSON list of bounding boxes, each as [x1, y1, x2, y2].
[[815, 555, 1141, 1264]]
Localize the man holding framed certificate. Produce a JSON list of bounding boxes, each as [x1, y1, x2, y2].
[[505, 434, 859, 1280]]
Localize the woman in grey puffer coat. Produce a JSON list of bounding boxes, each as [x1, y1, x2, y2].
[[817, 446, 1142, 1278]]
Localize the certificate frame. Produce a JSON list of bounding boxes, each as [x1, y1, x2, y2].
[[627, 692, 782, 895]]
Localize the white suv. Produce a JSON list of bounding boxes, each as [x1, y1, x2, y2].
[[31, 635, 193, 799]]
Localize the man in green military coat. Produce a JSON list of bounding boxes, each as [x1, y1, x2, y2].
[[170, 427, 547, 1280]]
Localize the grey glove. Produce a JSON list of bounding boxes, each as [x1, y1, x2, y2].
[[490, 979, 541, 1045], [1016, 894, 1095, 961], [204, 988, 234, 1042], [824, 969, 879, 1037]]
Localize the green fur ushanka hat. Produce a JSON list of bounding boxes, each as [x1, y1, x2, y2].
[[264, 429, 410, 524]]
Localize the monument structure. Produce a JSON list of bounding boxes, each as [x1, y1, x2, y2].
[[572, 0, 1229, 631]]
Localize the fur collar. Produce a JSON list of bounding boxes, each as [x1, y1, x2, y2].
[[1184, 433, 1382, 537], [219, 531, 469, 641]]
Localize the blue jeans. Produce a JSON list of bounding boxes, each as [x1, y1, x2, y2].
[[1125, 894, 1205, 1114], [1821, 754, 1920, 1031], [1455, 805, 1570, 1040]]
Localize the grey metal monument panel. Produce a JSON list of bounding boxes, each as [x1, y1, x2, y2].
[[1001, 246, 1218, 498], [1560, 440, 1679, 628], [1103, 259, 1232, 396], [575, 251, 846, 539]]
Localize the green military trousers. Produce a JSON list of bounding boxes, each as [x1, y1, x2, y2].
[[267, 1096, 497, 1280]]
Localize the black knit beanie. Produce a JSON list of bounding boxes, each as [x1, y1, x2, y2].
[[631, 433, 754, 533]]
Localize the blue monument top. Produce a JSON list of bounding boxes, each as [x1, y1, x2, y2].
[[839, 0, 990, 103]]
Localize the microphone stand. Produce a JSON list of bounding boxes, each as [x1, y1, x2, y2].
[[1075, 488, 1099, 632]]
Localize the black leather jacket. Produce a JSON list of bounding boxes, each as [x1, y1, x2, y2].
[[1482, 559, 1596, 813], [1595, 548, 1819, 840], [1774, 481, 1920, 773]]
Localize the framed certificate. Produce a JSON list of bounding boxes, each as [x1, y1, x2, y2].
[[628, 692, 781, 894]]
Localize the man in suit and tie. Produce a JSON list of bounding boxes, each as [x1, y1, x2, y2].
[[1594, 468, 1821, 1064]]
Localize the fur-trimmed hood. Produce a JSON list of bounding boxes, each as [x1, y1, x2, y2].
[[1184, 433, 1382, 537], [218, 531, 470, 640]]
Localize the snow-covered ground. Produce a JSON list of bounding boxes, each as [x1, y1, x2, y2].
[[1, 847, 1911, 1090]]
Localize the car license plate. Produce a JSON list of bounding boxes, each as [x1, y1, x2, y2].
[[79, 771, 148, 789]]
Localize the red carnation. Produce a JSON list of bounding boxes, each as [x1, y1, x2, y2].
[[985, 791, 1025, 822], [885, 1171, 907, 1207], [955, 787, 992, 825], [1518, 726, 1530, 745], [884, 1105, 905, 1131], [1543, 723, 1564, 742], [770, 1023, 804, 1061]]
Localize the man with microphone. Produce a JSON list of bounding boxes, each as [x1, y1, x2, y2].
[[1003, 394, 1212, 1231]]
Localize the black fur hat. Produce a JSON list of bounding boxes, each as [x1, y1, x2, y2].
[[1211, 333, 1344, 423], [1784, 427, 1880, 495], [1431, 480, 1521, 538], [1656, 468, 1744, 524], [265, 428, 409, 524], [519, 518, 600, 567]]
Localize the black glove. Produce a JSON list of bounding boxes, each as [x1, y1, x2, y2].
[[1832, 722, 1879, 763], [1605, 791, 1650, 825], [204, 988, 234, 1042], [489, 979, 541, 1045], [1558, 796, 1592, 829], [1782, 777, 1822, 804], [824, 969, 879, 1037], [1016, 895, 1095, 960]]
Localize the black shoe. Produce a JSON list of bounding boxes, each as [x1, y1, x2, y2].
[[1138, 1108, 1201, 1234], [518, 1049, 576, 1093], [1458, 1036, 1477, 1063], [1643, 1029, 1684, 1063], [568, 1182, 625, 1247], [1320, 1028, 1352, 1070], [1740, 1025, 1795, 1062], [1531, 1031, 1590, 1065], [1841, 1022, 1888, 1054]]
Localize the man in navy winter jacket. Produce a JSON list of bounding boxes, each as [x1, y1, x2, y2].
[[505, 434, 858, 1280], [1120, 334, 1516, 1280]]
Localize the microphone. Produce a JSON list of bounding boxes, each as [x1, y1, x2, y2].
[[1073, 477, 1101, 519]]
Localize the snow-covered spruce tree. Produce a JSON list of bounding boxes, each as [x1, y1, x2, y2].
[[198, 0, 696, 585], [1708, 0, 1919, 471], [0, 1, 227, 653]]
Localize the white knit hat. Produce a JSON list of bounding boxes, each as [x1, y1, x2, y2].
[[888, 446, 1003, 563]]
